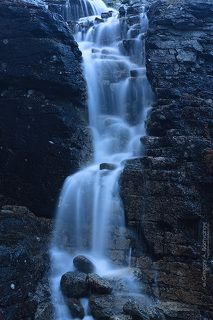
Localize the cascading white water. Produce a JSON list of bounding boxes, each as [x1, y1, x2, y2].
[[50, 1, 153, 319], [65, 0, 108, 21]]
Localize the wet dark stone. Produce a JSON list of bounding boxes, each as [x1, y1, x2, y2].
[[73, 255, 96, 274], [119, 6, 126, 17], [95, 17, 104, 24], [100, 163, 117, 170], [60, 271, 88, 298], [87, 274, 113, 294], [123, 299, 164, 320], [101, 12, 112, 19], [66, 298, 85, 319], [89, 295, 127, 319]]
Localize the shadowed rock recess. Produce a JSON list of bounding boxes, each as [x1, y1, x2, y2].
[[0, 0, 92, 218], [120, 0, 213, 318]]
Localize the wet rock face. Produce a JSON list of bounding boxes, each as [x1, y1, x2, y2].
[[146, 0, 213, 102], [0, 0, 92, 218], [65, 298, 85, 319], [120, 0, 213, 318], [0, 206, 53, 320]]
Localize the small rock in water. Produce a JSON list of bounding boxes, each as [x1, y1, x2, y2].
[[100, 163, 117, 170], [101, 12, 111, 19], [87, 273, 113, 294], [95, 17, 104, 24], [73, 255, 96, 274], [60, 271, 88, 298], [119, 6, 126, 17], [130, 69, 140, 77], [66, 298, 85, 319]]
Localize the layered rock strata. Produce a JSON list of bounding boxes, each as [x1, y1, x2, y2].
[[120, 0, 213, 318]]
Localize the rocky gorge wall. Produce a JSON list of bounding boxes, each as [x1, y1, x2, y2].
[[0, 1, 91, 319], [0, 0, 92, 218], [120, 0, 213, 318]]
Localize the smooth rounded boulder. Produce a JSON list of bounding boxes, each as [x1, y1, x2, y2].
[[60, 271, 88, 298], [87, 273, 113, 294], [73, 255, 96, 274]]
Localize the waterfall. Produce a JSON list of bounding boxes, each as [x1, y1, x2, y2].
[[50, 1, 153, 319]]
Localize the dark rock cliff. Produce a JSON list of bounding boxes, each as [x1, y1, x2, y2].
[[120, 0, 213, 318], [0, 1, 93, 318], [0, 0, 92, 218]]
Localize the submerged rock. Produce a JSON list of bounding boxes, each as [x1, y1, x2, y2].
[[87, 273, 113, 294], [60, 271, 88, 298], [73, 255, 96, 274]]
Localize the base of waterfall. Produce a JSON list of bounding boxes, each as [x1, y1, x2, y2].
[[51, 253, 157, 319]]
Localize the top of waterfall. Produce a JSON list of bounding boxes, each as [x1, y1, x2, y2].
[[22, 0, 48, 8]]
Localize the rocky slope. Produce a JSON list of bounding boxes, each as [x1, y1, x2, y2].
[[0, 0, 92, 218], [120, 0, 213, 318]]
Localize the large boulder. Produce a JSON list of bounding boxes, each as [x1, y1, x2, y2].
[[60, 271, 88, 298], [73, 255, 96, 274], [87, 273, 113, 294], [0, 0, 92, 218]]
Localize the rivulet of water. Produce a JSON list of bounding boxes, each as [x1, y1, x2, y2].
[[50, 1, 153, 319]]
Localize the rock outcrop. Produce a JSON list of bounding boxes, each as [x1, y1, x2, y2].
[[120, 0, 213, 318], [0, 0, 92, 218], [0, 205, 52, 320]]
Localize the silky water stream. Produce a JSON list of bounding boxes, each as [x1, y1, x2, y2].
[[50, 1, 153, 319]]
